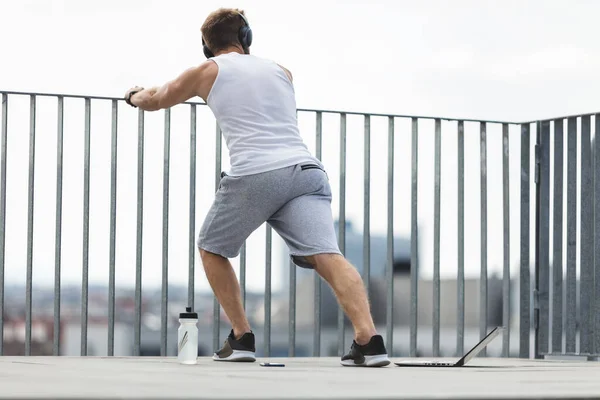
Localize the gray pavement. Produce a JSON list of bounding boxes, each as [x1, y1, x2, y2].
[[1, 356, 600, 399]]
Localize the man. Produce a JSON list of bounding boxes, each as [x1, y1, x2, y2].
[[124, 8, 389, 367]]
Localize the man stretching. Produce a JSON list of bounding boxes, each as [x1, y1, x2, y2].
[[124, 7, 389, 367]]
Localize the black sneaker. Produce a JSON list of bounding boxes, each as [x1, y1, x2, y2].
[[341, 335, 390, 367], [213, 330, 256, 362]]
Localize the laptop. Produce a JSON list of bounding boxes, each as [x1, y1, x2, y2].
[[394, 326, 503, 367]]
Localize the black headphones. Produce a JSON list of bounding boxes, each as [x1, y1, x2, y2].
[[202, 12, 253, 59]]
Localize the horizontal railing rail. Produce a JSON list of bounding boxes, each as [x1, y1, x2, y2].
[[0, 90, 522, 124]]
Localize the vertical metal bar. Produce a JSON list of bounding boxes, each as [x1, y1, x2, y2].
[[433, 119, 441, 357], [594, 113, 600, 356], [288, 259, 296, 357], [313, 111, 323, 357], [315, 112, 323, 169], [108, 100, 118, 356], [535, 120, 551, 358], [519, 123, 531, 358], [552, 119, 564, 354], [457, 120, 465, 356], [161, 108, 171, 357], [213, 123, 222, 352], [188, 105, 196, 309], [479, 122, 487, 355], [81, 98, 91, 356], [410, 117, 419, 357], [502, 123, 511, 357], [534, 122, 542, 358], [338, 113, 347, 356], [386, 116, 394, 357], [25, 95, 36, 356], [565, 117, 577, 354], [134, 109, 144, 357], [240, 244, 246, 310], [238, 116, 246, 312], [580, 115, 593, 354], [363, 115, 371, 295], [0, 94, 7, 356], [265, 227, 272, 357]]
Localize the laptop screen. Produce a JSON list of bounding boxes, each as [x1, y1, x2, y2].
[[456, 327, 503, 366]]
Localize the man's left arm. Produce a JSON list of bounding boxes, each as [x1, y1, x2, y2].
[[125, 64, 206, 111]]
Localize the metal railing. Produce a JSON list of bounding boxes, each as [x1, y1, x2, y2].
[[0, 90, 598, 360]]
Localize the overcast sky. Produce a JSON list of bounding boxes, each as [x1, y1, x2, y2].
[[0, 0, 598, 293]]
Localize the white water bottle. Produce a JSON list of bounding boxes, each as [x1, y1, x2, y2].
[[177, 307, 198, 364]]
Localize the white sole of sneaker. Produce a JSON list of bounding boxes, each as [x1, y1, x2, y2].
[[213, 350, 256, 362], [340, 354, 391, 367]]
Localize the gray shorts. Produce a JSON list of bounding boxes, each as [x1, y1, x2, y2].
[[197, 163, 342, 268]]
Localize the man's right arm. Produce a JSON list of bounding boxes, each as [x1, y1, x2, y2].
[[128, 60, 217, 110]]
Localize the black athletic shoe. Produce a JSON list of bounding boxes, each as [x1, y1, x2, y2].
[[341, 335, 390, 367], [213, 330, 256, 362]]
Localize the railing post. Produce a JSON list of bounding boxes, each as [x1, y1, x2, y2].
[[433, 119, 441, 357], [519, 123, 531, 358], [551, 119, 564, 355], [566, 117, 578, 354], [81, 98, 91, 356], [535, 120, 551, 359], [265, 226, 272, 357], [313, 111, 323, 357], [161, 108, 171, 356], [288, 258, 296, 357], [502, 123, 511, 357], [337, 113, 347, 356], [363, 115, 371, 300], [479, 122, 488, 355], [0, 93, 7, 356], [457, 120, 465, 357], [386, 116, 394, 357], [592, 113, 600, 355], [410, 117, 418, 357], [580, 116, 593, 355], [134, 109, 145, 357], [108, 100, 118, 356], [595, 113, 600, 357], [213, 123, 222, 352], [188, 105, 196, 311], [25, 95, 36, 356]]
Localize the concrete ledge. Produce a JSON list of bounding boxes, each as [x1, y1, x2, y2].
[[1, 356, 599, 399]]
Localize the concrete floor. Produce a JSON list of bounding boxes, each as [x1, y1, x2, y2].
[[1, 356, 600, 399]]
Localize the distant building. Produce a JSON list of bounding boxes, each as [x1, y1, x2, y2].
[[2, 317, 55, 356]]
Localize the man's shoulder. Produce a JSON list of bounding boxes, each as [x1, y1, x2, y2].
[[185, 61, 218, 83]]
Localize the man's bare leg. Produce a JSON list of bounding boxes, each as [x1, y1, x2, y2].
[[306, 253, 378, 345], [200, 249, 251, 339]]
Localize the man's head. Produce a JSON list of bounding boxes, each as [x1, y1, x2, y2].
[[201, 8, 253, 58]]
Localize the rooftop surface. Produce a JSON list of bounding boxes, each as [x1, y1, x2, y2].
[[2, 356, 600, 399]]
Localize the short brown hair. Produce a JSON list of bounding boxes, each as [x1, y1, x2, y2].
[[201, 8, 248, 54]]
